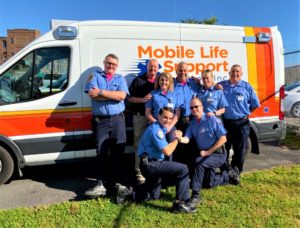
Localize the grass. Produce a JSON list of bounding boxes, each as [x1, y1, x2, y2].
[[280, 130, 300, 150], [0, 165, 299, 227]]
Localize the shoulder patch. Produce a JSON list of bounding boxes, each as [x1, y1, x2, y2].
[[157, 129, 164, 139], [88, 74, 94, 81]]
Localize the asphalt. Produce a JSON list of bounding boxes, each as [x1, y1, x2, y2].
[[0, 139, 299, 210]]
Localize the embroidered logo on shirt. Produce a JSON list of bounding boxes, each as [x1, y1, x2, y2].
[[157, 129, 164, 139]]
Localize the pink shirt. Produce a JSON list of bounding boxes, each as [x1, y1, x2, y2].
[[106, 73, 113, 81]]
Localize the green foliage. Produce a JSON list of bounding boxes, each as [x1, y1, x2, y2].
[[280, 130, 300, 149], [180, 16, 218, 25], [0, 165, 299, 227]]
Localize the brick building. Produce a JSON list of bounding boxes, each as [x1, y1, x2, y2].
[[0, 29, 40, 65]]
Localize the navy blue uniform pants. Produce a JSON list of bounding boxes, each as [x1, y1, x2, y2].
[[94, 113, 126, 185], [140, 160, 190, 201], [223, 118, 250, 172], [191, 151, 228, 193]]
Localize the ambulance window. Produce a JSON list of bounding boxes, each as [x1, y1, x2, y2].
[[0, 47, 70, 105]]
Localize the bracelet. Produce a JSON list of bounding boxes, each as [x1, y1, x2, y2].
[[98, 89, 103, 96]]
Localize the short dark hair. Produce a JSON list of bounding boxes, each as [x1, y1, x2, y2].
[[159, 107, 174, 115], [105, 53, 119, 61]]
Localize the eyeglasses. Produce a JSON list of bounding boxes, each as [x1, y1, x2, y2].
[[105, 61, 118, 67], [190, 105, 202, 110]]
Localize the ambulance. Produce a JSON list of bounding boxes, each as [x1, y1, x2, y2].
[[0, 20, 286, 184]]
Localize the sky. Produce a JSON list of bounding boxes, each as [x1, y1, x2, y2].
[[0, 0, 299, 66]]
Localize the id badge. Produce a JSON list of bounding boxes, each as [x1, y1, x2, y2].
[[167, 103, 175, 108], [237, 95, 244, 101], [207, 97, 214, 103]]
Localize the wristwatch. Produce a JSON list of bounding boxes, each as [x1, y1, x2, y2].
[[213, 111, 217, 116], [98, 89, 103, 96]]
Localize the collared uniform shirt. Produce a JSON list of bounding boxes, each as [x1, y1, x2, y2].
[[197, 86, 228, 113], [174, 78, 199, 117], [85, 70, 129, 116], [185, 114, 227, 150], [145, 89, 181, 118], [219, 80, 260, 120], [138, 121, 168, 160]]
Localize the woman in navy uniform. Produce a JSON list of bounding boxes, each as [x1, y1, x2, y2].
[[145, 72, 182, 136], [197, 69, 228, 117]]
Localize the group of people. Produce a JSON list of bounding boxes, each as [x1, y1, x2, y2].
[[84, 53, 260, 213]]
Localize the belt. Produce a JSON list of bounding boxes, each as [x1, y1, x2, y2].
[[94, 112, 123, 120], [223, 116, 248, 122], [133, 112, 145, 116]]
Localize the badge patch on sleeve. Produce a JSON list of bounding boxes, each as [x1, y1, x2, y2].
[[157, 129, 164, 139], [88, 74, 94, 81]]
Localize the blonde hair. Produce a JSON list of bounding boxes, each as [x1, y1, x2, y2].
[[201, 69, 214, 78], [154, 72, 174, 91]]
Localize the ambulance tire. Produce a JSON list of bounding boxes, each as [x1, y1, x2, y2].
[[244, 137, 252, 160], [0, 146, 14, 185]]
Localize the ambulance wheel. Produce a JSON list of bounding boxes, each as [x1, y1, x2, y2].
[[0, 146, 14, 185], [244, 137, 252, 159]]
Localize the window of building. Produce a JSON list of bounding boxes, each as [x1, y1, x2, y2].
[[2, 40, 7, 48], [10, 37, 14, 43]]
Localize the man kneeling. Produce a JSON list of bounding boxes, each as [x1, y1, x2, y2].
[[117, 107, 196, 213], [178, 97, 229, 207]]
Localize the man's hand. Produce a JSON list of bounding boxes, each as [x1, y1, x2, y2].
[[88, 87, 100, 98], [214, 84, 223, 90], [206, 112, 215, 117], [200, 150, 211, 157], [143, 93, 152, 103], [173, 130, 183, 140]]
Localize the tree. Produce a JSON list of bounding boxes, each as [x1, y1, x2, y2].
[[180, 16, 218, 25]]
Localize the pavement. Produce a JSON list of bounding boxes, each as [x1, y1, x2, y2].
[[0, 140, 299, 210], [285, 117, 300, 133]]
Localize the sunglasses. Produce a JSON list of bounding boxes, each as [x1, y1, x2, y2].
[[190, 105, 202, 110]]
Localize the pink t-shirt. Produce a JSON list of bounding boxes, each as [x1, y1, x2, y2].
[[147, 78, 155, 83], [180, 81, 187, 86], [106, 73, 113, 81], [161, 91, 167, 95]]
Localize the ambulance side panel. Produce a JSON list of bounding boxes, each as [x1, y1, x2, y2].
[[179, 24, 286, 147], [0, 34, 89, 165]]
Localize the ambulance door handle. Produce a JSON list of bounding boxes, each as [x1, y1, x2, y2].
[[59, 101, 77, 106]]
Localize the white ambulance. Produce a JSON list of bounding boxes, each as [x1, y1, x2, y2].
[[0, 20, 286, 184]]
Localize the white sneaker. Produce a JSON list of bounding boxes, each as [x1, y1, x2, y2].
[[84, 180, 107, 198]]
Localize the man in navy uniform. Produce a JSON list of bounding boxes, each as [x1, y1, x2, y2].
[[117, 107, 196, 213], [219, 64, 260, 184], [84, 53, 129, 198], [179, 97, 229, 206]]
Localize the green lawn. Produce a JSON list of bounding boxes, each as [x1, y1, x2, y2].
[[280, 130, 300, 150], [1, 165, 299, 227]]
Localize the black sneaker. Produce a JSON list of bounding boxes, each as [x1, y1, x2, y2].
[[116, 183, 133, 204], [189, 194, 201, 207], [172, 201, 197, 213], [229, 167, 240, 185]]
